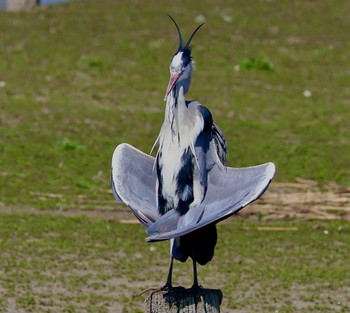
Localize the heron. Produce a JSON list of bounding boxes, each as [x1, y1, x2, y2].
[[111, 16, 275, 290], [147, 16, 229, 289]]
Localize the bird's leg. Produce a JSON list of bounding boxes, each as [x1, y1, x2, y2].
[[191, 247, 205, 308], [192, 258, 206, 306], [192, 258, 199, 288], [191, 245, 201, 289], [190, 237, 204, 291], [164, 256, 174, 288]]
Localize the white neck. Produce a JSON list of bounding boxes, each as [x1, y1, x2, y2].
[[164, 86, 186, 135]]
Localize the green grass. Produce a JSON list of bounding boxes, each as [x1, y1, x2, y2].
[[0, 0, 349, 209], [0, 3, 349, 313], [0, 213, 349, 312]]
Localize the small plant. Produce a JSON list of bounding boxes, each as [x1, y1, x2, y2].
[[59, 137, 86, 151], [239, 57, 274, 71], [78, 55, 104, 69]]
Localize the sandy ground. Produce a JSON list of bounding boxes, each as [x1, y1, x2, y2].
[[1, 179, 349, 222]]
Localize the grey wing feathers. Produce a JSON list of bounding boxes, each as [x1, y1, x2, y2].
[[111, 143, 160, 227], [194, 131, 211, 188], [111, 143, 275, 241], [146, 161, 275, 241], [111, 173, 123, 203]]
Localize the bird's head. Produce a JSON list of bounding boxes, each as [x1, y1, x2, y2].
[[165, 16, 204, 99]]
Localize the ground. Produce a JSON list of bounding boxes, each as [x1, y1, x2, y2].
[[0, 1, 349, 312], [2, 179, 349, 221], [0, 180, 349, 313]]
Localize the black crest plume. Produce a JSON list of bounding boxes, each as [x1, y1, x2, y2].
[[168, 15, 183, 52], [168, 15, 205, 54]]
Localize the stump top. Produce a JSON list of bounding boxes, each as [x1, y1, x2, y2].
[[146, 287, 223, 313]]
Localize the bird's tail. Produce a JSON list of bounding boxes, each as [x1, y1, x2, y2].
[[146, 209, 180, 239], [146, 204, 205, 241]]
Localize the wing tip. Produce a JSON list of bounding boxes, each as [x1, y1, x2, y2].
[[112, 143, 130, 160], [266, 162, 276, 180], [145, 236, 157, 242], [111, 143, 132, 206], [110, 173, 123, 203], [146, 232, 172, 242], [146, 228, 162, 242]]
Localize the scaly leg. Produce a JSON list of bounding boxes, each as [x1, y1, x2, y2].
[[192, 258, 205, 306], [192, 258, 199, 288], [164, 256, 174, 288]]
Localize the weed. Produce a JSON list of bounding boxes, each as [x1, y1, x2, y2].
[[239, 57, 274, 71]]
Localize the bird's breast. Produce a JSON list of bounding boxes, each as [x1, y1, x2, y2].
[[158, 139, 186, 197]]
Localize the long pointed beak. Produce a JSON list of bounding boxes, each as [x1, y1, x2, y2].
[[164, 71, 183, 100]]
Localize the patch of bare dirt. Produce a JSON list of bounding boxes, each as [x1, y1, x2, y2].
[[240, 179, 350, 221], [0, 179, 349, 221]]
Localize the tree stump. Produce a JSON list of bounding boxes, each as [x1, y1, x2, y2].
[[146, 287, 223, 313]]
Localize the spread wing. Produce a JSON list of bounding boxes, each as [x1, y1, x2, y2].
[[146, 161, 275, 241], [111, 143, 159, 227], [111, 143, 275, 240]]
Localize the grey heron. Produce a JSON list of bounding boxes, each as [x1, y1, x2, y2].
[[111, 16, 275, 289]]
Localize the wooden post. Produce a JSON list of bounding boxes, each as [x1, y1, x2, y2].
[[146, 287, 223, 313]]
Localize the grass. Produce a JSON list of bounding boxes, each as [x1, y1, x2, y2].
[[0, 0, 349, 209], [0, 213, 349, 312], [0, 2, 349, 312]]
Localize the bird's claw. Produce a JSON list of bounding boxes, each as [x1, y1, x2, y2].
[[191, 283, 204, 292], [138, 283, 179, 297]]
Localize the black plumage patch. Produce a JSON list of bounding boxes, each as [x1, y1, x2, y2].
[[181, 47, 192, 68], [172, 223, 217, 264], [212, 123, 227, 165], [176, 149, 194, 215], [198, 105, 213, 131], [156, 152, 168, 216]]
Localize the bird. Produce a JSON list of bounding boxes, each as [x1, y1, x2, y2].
[[111, 16, 275, 290], [146, 16, 228, 288]]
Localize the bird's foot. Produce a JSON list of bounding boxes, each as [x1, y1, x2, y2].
[[139, 283, 182, 297], [190, 283, 206, 304], [190, 283, 204, 295]]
